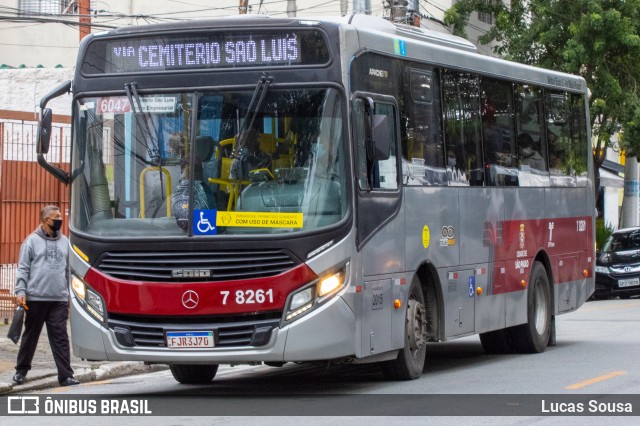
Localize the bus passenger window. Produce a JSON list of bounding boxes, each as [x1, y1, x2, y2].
[[354, 99, 399, 191], [441, 69, 483, 186], [515, 84, 548, 187], [402, 68, 445, 186], [480, 78, 516, 186]]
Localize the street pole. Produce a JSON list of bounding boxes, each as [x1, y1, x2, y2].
[[287, 0, 297, 17], [621, 156, 639, 227], [78, 0, 91, 41], [389, 1, 408, 24], [239, 0, 248, 14]]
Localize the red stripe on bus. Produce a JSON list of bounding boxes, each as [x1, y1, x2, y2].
[[83, 263, 318, 316], [488, 216, 593, 295]]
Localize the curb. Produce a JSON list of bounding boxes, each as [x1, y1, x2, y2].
[[0, 362, 168, 395]]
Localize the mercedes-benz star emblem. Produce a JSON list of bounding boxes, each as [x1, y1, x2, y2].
[[182, 290, 199, 309]]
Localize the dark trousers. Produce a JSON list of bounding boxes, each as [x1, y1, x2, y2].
[[16, 301, 74, 383]]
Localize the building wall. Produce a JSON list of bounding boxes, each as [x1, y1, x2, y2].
[[0, 68, 73, 117]]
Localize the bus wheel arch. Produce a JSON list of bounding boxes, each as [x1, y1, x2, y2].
[[416, 263, 442, 342], [380, 263, 441, 380]]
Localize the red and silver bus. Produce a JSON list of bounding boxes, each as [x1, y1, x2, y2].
[[37, 14, 594, 383]]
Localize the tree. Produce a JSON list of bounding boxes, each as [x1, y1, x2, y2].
[[444, 0, 640, 199]]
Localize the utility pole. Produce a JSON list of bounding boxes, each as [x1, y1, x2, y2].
[[622, 156, 639, 227], [78, 0, 91, 40], [287, 0, 297, 17], [389, 0, 408, 24], [239, 0, 249, 14]]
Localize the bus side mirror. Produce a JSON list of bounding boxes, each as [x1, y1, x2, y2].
[[372, 114, 390, 161], [37, 108, 53, 155], [36, 80, 72, 185]]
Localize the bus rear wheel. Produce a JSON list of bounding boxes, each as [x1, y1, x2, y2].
[[169, 364, 219, 384], [382, 278, 427, 380], [511, 261, 551, 353]]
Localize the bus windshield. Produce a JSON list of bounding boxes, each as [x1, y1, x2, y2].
[[70, 87, 347, 237]]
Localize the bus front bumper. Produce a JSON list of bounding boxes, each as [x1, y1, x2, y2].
[[70, 293, 357, 364]]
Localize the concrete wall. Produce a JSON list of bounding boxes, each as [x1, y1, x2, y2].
[[0, 68, 74, 117]]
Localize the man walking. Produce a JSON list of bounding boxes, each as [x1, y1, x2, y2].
[[13, 205, 79, 387]]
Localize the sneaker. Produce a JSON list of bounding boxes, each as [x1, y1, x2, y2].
[[59, 377, 80, 386], [12, 373, 26, 385]]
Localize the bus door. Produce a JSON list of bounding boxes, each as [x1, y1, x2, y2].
[[353, 93, 404, 356]]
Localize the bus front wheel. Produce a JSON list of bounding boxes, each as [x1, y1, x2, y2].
[[382, 278, 427, 380], [169, 364, 219, 384]]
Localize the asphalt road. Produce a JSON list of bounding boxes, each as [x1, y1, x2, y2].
[[3, 297, 640, 424]]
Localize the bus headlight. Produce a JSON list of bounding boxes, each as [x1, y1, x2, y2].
[[71, 275, 105, 323], [284, 264, 349, 323], [317, 270, 346, 298], [285, 287, 315, 321]]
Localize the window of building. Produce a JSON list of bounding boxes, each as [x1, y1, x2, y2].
[[19, 0, 73, 14], [478, 0, 495, 25]]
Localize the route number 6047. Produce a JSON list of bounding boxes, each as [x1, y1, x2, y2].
[[220, 289, 274, 305]]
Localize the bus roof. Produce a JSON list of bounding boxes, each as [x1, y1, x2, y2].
[[84, 13, 586, 93]]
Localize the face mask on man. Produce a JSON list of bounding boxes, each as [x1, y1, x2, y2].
[[49, 219, 63, 233]]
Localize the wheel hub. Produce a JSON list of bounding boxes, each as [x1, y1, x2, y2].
[[407, 298, 427, 352]]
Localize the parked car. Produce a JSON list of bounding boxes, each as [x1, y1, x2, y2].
[[595, 227, 640, 299]]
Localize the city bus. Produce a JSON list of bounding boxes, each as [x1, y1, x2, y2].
[[36, 14, 595, 383]]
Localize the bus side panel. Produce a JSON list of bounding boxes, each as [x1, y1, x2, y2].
[[360, 202, 406, 357], [459, 188, 506, 334], [361, 203, 406, 277], [545, 187, 594, 313], [504, 187, 546, 327], [404, 187, 460, 270]]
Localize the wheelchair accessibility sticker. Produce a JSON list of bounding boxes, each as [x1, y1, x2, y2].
[[193, 209, 217, 235]]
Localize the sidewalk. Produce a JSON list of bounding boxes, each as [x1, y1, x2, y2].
[[0, 322, 166, 394]]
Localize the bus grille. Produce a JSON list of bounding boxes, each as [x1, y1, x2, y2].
[[96, 249, 298, 282], [108, 314, 281, 348]]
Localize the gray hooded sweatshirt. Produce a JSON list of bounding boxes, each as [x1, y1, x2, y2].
[[15, 227, 69, 302]]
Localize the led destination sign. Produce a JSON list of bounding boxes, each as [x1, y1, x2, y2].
[[82, 30, 329, 74]]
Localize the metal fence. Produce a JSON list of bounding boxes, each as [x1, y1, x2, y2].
[[1, 112, 70, 322], [0, 264, 17, 324]]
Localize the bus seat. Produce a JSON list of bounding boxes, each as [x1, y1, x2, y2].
[[196, 136, 220, 183], [260, 133, 276, 154], [272, 154, 294, 170], [219, 137, 235, 179]]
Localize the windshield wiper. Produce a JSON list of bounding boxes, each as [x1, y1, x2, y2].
[[235, 73, 273, 152], [125, 82, 165, 216]]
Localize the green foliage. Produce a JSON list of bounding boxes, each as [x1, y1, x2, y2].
[[595, 217, 616, 251], [444, 0, 640, 168]]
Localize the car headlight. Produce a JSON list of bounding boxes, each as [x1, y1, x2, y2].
[[599, 252, 612, 265], [71, 275, 105, 323], [284, 264, 349, 323], [595, 266, 610, 274]]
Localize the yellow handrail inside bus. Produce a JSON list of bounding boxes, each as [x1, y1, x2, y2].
[[208, 177, 249, 211], [140, 166, 172, 218]]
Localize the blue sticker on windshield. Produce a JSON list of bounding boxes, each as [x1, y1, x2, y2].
[[193, 209, 217, 235]]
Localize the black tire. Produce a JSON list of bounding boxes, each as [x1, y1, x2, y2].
[[169, 364, 218, 384], [382, 278, 427, 380], [619, 295, 631, 300], [480, 328, 512, 354], [511, 261, 552, 353]]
